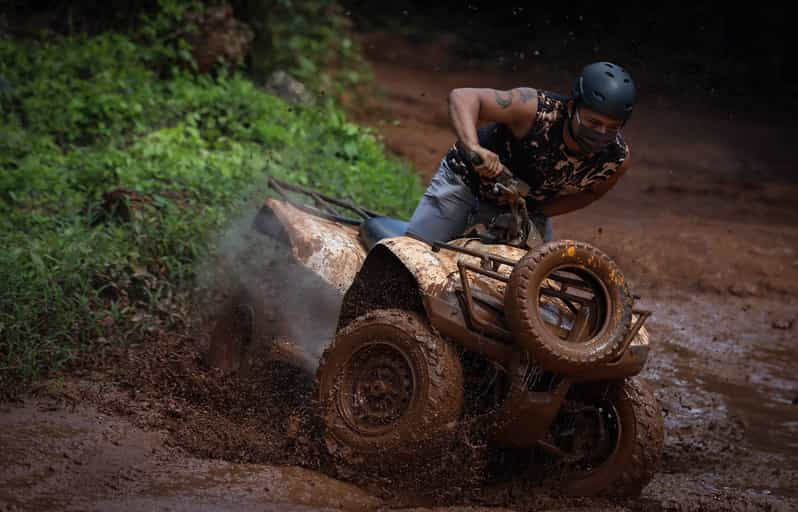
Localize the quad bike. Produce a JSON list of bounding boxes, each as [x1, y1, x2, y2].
[[209, 166, 664, 497]]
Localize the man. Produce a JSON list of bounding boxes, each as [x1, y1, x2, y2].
[[406, 61, 636, 243]]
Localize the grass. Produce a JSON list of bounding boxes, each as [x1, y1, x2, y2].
[[0, 9, 424, 393]]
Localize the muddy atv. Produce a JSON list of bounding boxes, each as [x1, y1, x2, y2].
[[210, 174, 664, 497]]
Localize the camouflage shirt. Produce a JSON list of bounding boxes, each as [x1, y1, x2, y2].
[[444, 90, 629, 204]]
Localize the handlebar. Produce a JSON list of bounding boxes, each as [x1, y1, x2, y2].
[[457, 143, 539, 247], [462, 146, 515, 182]]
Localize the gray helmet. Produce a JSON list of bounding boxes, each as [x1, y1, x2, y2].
[[572, 62, 636, 120]]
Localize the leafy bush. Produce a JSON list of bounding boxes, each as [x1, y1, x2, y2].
[[261, 0, 371, 93], [0, 25, 422, 392]]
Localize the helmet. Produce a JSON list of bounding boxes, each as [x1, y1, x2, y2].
[[571, 62, 636, 120]]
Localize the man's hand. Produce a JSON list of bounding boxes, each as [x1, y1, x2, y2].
[[465, 144, 504, 179]]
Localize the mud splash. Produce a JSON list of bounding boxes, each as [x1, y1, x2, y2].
[[200, 208, 344, 373]]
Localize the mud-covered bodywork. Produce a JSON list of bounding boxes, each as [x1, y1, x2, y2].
[[256, 198, 367, 293], [379, 237, 523, 298]]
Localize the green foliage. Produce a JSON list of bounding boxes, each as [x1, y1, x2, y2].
[[138, 0, 203, 71], [0, 26, 422, 392], [255, 0, 373, 95], [0, 35, 159, 145]]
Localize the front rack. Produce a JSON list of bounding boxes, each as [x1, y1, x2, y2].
[[432, 240, 516, 339], [431, 240, 517, 271], [432, 240, 651, 348]]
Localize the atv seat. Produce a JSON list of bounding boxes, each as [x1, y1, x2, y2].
[[359, 216, 409, 249]]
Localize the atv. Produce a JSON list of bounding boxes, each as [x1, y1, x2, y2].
[[209, 169, 664, 497]]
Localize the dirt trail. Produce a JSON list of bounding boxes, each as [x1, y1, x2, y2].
[[3, 32, 798, 511]]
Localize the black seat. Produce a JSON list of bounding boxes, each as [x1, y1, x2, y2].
[[359, 216, 409, 249]]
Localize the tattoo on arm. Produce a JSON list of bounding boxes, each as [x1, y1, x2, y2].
[[494, 90, 512, 109], [517, 87, 535, 103]]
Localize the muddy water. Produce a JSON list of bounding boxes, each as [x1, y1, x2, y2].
[[0, 402, 380, 512], [641, 292, 798, 501], [702, 375, 798, 474]]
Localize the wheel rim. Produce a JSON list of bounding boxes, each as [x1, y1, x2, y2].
[[337, 341, 416, 436], [537, 265, 611, 343], [550, 397, 622, 477]]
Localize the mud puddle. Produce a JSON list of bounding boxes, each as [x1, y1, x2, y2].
[[697, 353, 798, 463], [4, 280, 796, 511], [0, 401, 380, 512], [638, 291, 798, 504]]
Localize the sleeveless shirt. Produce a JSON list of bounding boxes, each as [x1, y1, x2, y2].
[[444, 90, 629, 204]]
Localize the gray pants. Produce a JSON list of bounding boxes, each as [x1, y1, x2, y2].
[[407, 159, 554, 243]]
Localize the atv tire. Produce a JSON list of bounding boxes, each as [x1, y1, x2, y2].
[[505, 240, 633, 375], [550, 377, 664, 497], [317, 309, 463, 471]]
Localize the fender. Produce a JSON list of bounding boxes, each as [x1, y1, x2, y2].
[[337, 243, 428, 330], [336, 236, 466, 330], [377, 237, 453, 297], [338, 237, 528, 368]]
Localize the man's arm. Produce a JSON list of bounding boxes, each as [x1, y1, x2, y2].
[[448, 87, 538, 177], [540, 153, 632, 217]]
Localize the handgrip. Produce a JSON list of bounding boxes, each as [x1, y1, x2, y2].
[[457, 142, 514, 181], [468, 151, 484, 166], [455, 141, 484, 168]]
